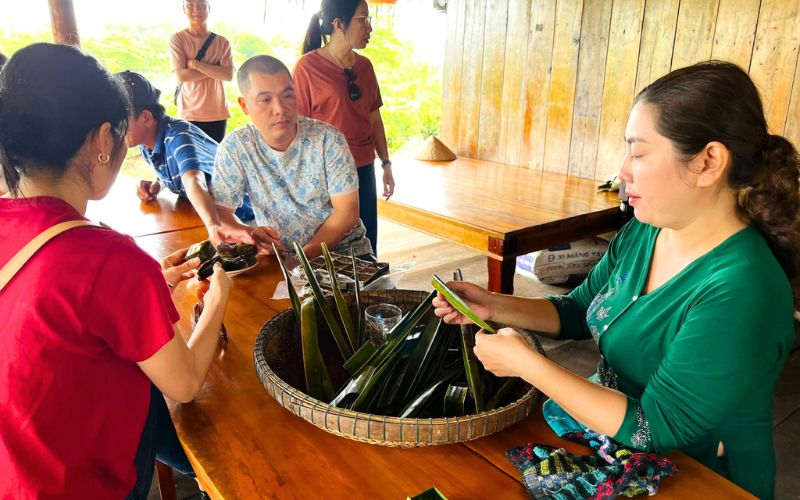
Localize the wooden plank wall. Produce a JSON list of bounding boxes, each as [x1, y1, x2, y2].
[[441, 0, 800, 180]]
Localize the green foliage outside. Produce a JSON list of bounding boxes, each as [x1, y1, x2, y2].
[[0, 22, 442, 179]]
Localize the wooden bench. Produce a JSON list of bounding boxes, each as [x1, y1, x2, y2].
[[377, 158, 623, 293]]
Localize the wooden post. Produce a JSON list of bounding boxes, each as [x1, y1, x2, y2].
[[48, 0, 80, 46]]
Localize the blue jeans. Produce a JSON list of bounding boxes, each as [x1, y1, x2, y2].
[[357, 163, 378, 255], [127, 384, 195, 499]]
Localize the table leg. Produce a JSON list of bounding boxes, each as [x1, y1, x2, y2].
[[487, 257, 515, 294]]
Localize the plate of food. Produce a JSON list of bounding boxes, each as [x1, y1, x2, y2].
[[186, 240, 259, 279]]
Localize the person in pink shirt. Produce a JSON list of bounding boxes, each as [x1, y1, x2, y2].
[[295, 0, 395, 255], [169, 0, 233, 142], [0, 43, 230, 499]]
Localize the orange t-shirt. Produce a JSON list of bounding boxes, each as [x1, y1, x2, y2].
[[293, 50, 383, 167], [169, 29, 233, 122]]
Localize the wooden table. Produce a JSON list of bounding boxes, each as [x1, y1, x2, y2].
[[86, 176, 203, 237], [378, 158, 623, 293], [135, 226, 754, 500]]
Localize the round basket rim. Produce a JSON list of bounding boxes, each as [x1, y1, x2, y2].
[[253, 289, 543, 447]]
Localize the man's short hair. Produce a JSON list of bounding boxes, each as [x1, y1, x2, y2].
[[237, 55, 291, 93], [134, 104, 166, 122]]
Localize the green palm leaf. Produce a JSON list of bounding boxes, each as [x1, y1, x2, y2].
[[321, 242, 358, 351], [294, 242, 353, 361], [300, 298, 334, 401], [431, 275, 495, 333], [272, 243, 301, 322]]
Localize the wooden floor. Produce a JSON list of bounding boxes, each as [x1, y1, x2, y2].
[[150, 218, 800, 500]]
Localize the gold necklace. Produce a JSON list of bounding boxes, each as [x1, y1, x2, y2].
[[327, 45, 351, 70]]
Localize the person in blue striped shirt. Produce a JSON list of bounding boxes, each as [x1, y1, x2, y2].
[[117, 71, 253, 230]]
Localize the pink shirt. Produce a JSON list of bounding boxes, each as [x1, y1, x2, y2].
[[0, 197, 177, 498], [169, 29, 233, 122], [293, 51, 383, 167]]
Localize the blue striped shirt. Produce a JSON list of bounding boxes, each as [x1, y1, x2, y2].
[[140, 116, 253, 221]]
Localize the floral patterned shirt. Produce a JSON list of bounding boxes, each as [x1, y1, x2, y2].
[[211, 116, 371, 256]]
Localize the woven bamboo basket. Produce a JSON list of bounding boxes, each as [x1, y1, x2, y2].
[[254, 289, 543, 447]]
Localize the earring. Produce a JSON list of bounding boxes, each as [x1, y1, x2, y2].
[[97, 152, 110, 164]]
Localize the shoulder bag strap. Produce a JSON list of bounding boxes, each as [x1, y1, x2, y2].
[[0, 220, 103, 293], [195, 32, 217, 62]]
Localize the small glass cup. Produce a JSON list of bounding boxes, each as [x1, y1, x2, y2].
[[364, 303, 403, 340]]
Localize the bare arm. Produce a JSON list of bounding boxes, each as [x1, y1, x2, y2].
[[137, 264, 231, 403], [174, 67, 209, 83], [371, 109, 389, 163], [371, 109, 394, 199], [181, 170, 222, 229], [432, 281, 562, 337], [476, 328, 628, 435], [187, 58, 234, 81], [301, 191, 360, 260]]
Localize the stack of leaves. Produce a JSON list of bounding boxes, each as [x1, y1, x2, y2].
[[273, 242, 523, 418]]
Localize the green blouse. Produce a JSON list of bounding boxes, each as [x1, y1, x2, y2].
[[547, 219, 794, 499]]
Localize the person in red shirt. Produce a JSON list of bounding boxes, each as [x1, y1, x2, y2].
[[295, 0, 395, 255], [0, 43, 231, 499]]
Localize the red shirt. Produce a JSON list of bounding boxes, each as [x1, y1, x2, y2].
[[293, 50, 383, 167], [0, 197, 178, 498]]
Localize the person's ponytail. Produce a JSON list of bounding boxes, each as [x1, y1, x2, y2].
[[302, 13, 323, 54], [737, 134, 800, 283]]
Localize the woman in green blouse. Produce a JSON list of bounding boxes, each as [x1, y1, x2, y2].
[[433, 61, 798, 499]]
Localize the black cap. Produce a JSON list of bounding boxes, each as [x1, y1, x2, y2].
[[116, 70, 161, 107]]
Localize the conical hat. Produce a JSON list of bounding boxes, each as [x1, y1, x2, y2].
[[414, 135, 456, 161]]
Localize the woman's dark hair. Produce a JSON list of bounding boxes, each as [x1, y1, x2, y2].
[[0, 52, 7, 69], [302, 0, 361, 54], [636, 60, 800, 290], [0, 43, 130, 196]]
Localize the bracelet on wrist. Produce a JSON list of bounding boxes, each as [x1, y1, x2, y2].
[[381, 159, 392, 168]]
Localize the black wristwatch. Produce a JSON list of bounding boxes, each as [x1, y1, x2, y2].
[[381, 159, 392, 168]]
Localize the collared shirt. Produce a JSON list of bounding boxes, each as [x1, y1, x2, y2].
[[211, 116, 372, 256], [139, 116, 253, 222], [140, 116, 216, 195]]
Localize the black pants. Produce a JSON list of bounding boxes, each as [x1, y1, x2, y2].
[[127, 384, 195, 499], [190, 120, 227, 143], [357, 163, 378, 255]]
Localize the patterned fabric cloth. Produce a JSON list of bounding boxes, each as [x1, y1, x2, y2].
[[211, 116, 371, 256], [507, 430, 678, 499]]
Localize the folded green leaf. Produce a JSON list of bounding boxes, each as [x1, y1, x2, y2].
[[486, 378, 518, 410], [399, 364, 462, 418], [400, 318, 446, 402], [431, 275, 495, 333], [294, 242, 353, 360], [273, 243, 302, 322], [443, 384, 468, 417], [321, 242, 358, 352], [329, 365, 377, 408], [342, 340, 378, 374], [300, 298, 334, 401], [460, 324, 484, 413], [350, 247, 363, 346]]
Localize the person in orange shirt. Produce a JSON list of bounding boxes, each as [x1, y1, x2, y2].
[[169, 0, 233, 143], [294, 0, 395, 255]]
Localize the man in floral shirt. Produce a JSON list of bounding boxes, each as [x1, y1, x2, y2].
[[209, 55, 372, 262]]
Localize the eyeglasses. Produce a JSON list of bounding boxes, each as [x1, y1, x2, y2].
[[351, 15, 372, 26], [184, 1, 208, 10], [344, 68, 362, 101]]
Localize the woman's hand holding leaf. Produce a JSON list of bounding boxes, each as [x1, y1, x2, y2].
[[473, 328, 532, 378], [432, 281, 494, 326]]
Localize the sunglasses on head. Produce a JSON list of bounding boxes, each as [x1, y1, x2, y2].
[[344, 68, 362, 101]]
